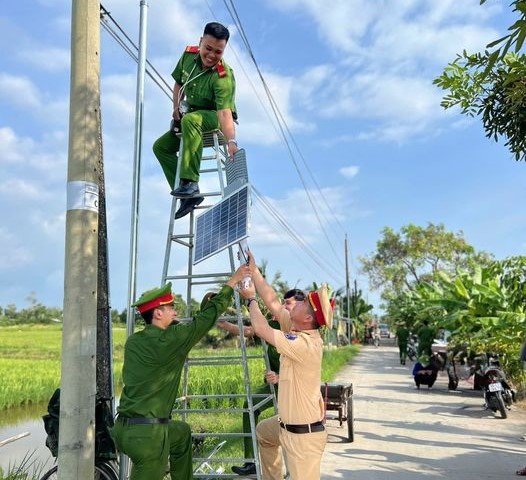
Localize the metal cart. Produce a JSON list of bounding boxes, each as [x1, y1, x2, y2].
[[321, 383, 354, 442]]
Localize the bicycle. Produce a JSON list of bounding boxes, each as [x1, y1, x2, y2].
[[39, 390, 120, 480], [39, 460, 119, 480], [39, 389, 228, 479]]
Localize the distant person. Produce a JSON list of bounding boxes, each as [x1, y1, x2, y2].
[[152, 21, 239, 219], [111, 264, 249, 480], [417, 320, 435, 357], [395, 323, 410, 365], [218, 289, 306, 477], [240, 250, 333, 480]]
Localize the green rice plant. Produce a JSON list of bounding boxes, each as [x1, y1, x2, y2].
[[0, 358, 60, 409], [0, 326, 359, 411], [0, 451, 47, 480]]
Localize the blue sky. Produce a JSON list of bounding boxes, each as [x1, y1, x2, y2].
[[0, 0, 524, 313]]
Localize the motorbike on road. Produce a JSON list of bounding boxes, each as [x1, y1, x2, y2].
[[407, 334, 418, 361], [474, 353, 515, 419]]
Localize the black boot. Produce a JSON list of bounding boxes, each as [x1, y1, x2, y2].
[[231, 462, 256, 475]]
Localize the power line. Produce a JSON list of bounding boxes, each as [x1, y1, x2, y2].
[[221, 0, 346, 270]]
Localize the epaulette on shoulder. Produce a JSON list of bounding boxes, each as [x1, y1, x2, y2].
[[185, 45, 199, 53], [215, 60, 227, 78]]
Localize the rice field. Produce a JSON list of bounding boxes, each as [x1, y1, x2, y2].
[[0, 324, 358, 410], [0, 324, 358, 478]]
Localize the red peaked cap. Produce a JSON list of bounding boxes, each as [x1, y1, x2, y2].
[[307, 284, 334, 329], [132, 283, 174, 314]]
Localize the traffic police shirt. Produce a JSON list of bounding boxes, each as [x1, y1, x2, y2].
[[273, 328, 324, 425], [172, 46, 237, 118], [117, 284, 235, 419]]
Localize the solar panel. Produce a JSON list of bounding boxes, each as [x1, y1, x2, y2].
[[224, 148, 249, 197], [193, 184, 250, 264]]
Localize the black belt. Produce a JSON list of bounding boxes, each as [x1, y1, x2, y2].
[[279, 420, 324, 434], [118, 417, 170, 425]]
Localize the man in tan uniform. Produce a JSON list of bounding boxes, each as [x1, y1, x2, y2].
[[240, 251, 333, 480]]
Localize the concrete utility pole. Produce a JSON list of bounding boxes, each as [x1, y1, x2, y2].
[[58, 0, 101, 478]]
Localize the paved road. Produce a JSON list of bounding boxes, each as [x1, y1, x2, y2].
[[320, 340, 526, 479]]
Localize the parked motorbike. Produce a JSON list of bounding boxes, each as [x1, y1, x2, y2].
[[407, 334, 418, 361], [474, 354, 515, 419]]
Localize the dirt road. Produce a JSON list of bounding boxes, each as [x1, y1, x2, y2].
[[320, 341, 526, 479]]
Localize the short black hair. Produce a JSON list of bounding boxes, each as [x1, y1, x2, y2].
[[141, 309, 154, 324], [284, 288, 305, 301], [203, 22, 230, 41]]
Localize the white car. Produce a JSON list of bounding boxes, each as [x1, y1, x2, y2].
[[378, 324, 390, 338]]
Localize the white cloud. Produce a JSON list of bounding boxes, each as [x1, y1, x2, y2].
[[269, 0, 505, 143], [0, 128, 31, 164], [18, 47, 70, 72], [0, 227, 33, 270], [0, 73, 41, 108], [0, 178, 41, 199], [340, 166, 359, 179]]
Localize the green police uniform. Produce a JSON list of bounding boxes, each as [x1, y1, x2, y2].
[[241, 319, 281, 461], [396, 325, 409, 364], [111, 284, 235, 480], [417, 324, 435, 357], [153, 46, 237, 189]]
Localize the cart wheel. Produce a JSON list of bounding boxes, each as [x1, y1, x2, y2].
[[346, 396, 354, 443]]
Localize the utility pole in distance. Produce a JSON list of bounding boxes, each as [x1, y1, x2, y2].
[[58, 1, 101, 478], [344, 234, 352, 341]]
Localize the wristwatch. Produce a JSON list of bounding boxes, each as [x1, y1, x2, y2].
[[227, 138, 238, 145], [246, 297, 257, 307]]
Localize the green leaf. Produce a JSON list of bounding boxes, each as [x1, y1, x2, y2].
[[516, 27, 526, 51], [454, 277, 470, 299], [487, 35, 510, 49]]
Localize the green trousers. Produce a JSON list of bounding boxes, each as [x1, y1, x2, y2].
[[398, 342, 408, 362], [242, 383, 277, 460], [111, 419, 192, 480], [152, 110, 220, 189]]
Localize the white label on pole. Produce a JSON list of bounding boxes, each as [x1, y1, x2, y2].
[[67, 181, 99, 212]]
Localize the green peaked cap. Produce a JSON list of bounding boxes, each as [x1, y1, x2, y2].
[[132, 282, 173, 309]]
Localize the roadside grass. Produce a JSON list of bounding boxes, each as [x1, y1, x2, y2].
[[0, 451, 47, 480]]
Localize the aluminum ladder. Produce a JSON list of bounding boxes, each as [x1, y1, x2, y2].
[[161, 130, 276, 479]]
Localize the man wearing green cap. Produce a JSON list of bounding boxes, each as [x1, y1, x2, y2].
[[111, 264, 249, 480]]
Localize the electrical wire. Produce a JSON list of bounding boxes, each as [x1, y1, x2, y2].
[[252, 186, 343, 284], [221, 0, 347, 269]]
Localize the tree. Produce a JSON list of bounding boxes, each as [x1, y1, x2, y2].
[[359, 223, 491, 300], [418, 259, 526, 377], [434, 1, 526, 160]]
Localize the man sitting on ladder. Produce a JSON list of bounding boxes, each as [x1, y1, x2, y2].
[[153, 21, 239, 219]]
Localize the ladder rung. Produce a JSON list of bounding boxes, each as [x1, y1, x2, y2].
[[192, 432, 253, 438], [178, 394, 272, 400], [164, 272, 231, 282], [171, 240, 191, 248], [184, 355, 266, 364], [193, 474, 257, 480]]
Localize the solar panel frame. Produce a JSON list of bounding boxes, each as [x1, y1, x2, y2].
[[193, 183, 250, 265]]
